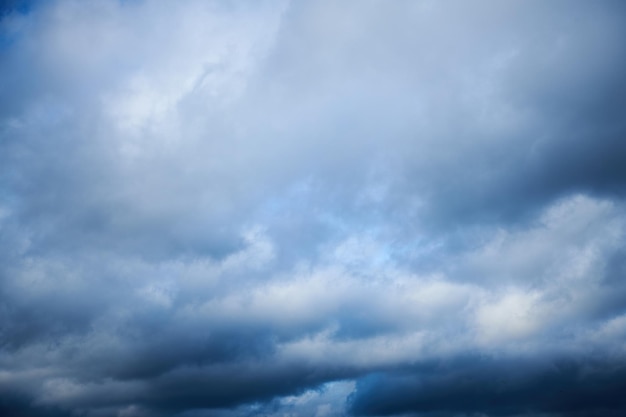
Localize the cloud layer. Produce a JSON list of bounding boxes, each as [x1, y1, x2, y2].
[[1, 1, 626, 416]]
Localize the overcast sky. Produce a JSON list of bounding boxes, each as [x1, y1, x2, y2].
[[1, 1, 626, 416]]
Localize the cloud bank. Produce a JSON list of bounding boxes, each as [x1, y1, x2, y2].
[[1, 1, 626, 416]]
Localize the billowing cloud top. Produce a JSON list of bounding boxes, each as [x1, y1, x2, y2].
[[1, 1, 626, 416]]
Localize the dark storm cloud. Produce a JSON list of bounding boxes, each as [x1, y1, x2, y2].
[[391, 1, 626, 229], [1, 1, 626, 417], [349, 356, 626, 417]]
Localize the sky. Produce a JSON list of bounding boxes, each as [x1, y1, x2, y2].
[[1, 1, 626, 416]]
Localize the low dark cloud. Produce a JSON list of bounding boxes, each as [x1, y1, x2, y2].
[[349, 356, 626, 417]]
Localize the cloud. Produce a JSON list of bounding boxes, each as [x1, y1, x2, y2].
[[348, 356, 626, 417], [1, 1, 626, 416]]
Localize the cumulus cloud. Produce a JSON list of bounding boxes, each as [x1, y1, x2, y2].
[[1, 1, 626, 416]]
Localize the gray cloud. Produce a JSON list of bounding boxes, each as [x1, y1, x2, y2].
[[1, 1, 626, 416]]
